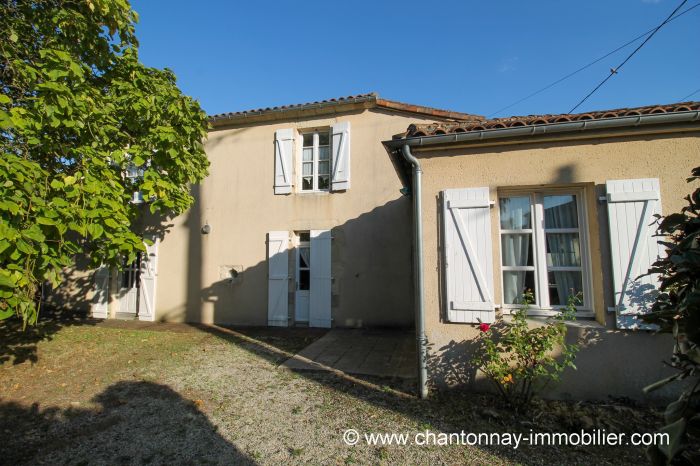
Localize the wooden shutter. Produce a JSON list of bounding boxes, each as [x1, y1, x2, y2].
[[267, 231, 289, 326], [330, 122, 350, 191], [274, 129, 294, 194], [138, 237, 158, 322], [91, 266, 109, 319], [606, 178, 663, 330], [442, 188, 495, 323], [309, 229, 332, 328]]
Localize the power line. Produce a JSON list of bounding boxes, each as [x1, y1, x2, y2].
[[678, 87, 700, 101], [487, 2, 700, 118], [568, 0, 689, 113]]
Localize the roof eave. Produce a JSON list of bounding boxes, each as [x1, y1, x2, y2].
[[383, 110, 700, 150], [382, 110, 700, 188]]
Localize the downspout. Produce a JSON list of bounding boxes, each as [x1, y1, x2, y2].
[[401, 144, 428, 399]]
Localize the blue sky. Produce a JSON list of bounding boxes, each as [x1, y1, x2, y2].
[[131, 0, 699, 118]]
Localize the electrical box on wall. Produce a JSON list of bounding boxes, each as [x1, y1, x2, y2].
[[219, 265, 243, 284]]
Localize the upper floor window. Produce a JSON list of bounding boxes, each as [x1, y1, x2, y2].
[[273, 122, 350, 195], [499, 190, 590, 313], [301, 131, 331, 192]]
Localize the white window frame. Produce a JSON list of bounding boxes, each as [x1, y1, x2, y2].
[[297, 129, 331, 193], [498, 187, 594, 317]]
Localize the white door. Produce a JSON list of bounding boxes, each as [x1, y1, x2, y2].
[[118, 252, 141, 316], [295, 239, 311, 323], [309, 230, 332, 328]]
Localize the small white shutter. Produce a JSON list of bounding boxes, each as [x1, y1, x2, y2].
[[606, 178, 663, 330], [267, 231, 289, 327], [309, 229, 332, 328], [330, 122, 350, 191], [274, 129, 294, 194], [91, 266, 109, 319], [442, 188, 495, 323], [138, 237, 158, 322]]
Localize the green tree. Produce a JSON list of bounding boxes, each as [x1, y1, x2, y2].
[[0, 0, 209, 327], [642, 167, 700, 464]]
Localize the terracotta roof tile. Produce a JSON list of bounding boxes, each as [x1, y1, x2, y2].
[[405, 101, 700, 137], [209, 93, 482, 124]]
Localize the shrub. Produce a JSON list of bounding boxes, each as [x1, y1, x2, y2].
[[474, 291, 580, 410], [642, 166, 700, 465]]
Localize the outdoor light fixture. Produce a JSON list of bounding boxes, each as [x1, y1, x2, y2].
[[131, 191, 144, 204], [201, 223, 212, 234]]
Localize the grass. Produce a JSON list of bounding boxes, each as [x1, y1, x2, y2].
[[0, 320, 667, 465]]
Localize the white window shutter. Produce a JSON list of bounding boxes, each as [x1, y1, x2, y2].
[[138, 237, 158, 322], [309, 229, 332, 328], [606, 178, 663, 330], [91, 265, 109, 319], [267, 231, 289, 326], [331, 122, 350, 191], [274, 129, 294, 194], [442, 188, 495, 323]]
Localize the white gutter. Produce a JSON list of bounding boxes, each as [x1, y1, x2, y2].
[[385, 110, 700, 149]]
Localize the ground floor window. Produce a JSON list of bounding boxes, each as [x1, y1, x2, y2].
[[499, 190, 590, 314]]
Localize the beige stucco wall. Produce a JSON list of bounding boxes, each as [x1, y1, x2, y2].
[[154, 108, 439, 327], [417, 129, 700, 400]]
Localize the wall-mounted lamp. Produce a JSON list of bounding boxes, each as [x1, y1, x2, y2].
[[201, 223, 212, 234]]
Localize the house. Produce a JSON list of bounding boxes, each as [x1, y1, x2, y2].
[[82, 93, 481, 328], [383, 100, 700, 399], [51, 94, 700, 400]]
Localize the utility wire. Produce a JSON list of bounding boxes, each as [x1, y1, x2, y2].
[[568, 0, 689, 113], [487, 2, 700, 118], [678, 87, 700, 101]]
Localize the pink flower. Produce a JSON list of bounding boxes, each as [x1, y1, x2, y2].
[[479, 323, 490, 332]]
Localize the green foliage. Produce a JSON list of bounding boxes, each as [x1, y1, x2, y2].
[[0, 0, 209, 327], [642, 166, 700, 465], [474, 291, 580, 410]]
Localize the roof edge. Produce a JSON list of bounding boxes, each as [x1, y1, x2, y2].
[[384, 109, 700, 149], [375, 98, 482, 122], [208, 93, 482, 127]]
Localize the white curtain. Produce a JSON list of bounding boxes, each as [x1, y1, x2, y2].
[[299, 247, 310, 269], [502, 234, 530, 304], [544, 196, 581, 304]]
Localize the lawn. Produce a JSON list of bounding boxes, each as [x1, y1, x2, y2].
[[0, 318, 664, 465]]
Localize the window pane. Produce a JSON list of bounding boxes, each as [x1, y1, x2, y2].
[[503, 271, 536, 305], [303, 133, 313, 147], [544, 195, 578, 228], [302, 176, 313, 190], [318, 146, 330, 161], [499, 196, 531, 230], [318, 161, 330, 175], [302, 147, 313, 162], [299, 232, 310, 242], [299, 270, 310, 290], [546, 233, 581, 267], [548, 271, 583, 306], [318, 175, 330, 190], [299, 247, 310, 268], [302, 162, 313, 176], [501, 234, 533, 266], [318, 131, 330, 146]]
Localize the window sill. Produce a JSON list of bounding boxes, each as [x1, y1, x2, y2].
[[500, 306, 594, 319], [501, 313, 605, 329], [296, 190, 330, 195]]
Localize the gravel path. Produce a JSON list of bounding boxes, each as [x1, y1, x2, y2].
[[0, 322, 663, 465]]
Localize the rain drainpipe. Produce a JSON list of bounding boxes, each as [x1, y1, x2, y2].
[[401, 144, 428, 399]]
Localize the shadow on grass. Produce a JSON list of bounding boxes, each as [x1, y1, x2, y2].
[[0, 308, 99, 365], [0, 380, 253, 465]]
